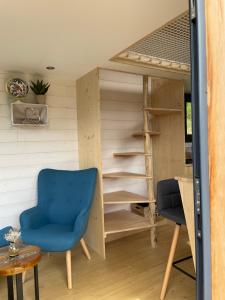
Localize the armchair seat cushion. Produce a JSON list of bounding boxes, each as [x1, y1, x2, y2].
[[22, 224, 80, 252]]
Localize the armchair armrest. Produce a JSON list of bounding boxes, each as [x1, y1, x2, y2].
[[20, 206, 48, 230], [73, 209, 89, 236]]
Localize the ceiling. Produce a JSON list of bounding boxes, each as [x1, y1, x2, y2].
[[0, 0, 188, 80]]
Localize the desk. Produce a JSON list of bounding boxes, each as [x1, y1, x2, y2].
[[175, 177, 196, 270]]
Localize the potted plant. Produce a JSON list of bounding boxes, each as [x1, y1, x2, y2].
[[30, 80, 50, 104]]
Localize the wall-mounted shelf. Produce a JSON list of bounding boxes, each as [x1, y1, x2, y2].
[[103, 172, 152, 179], [104, 209, 153, 236], [132, 131, 160, 137], [104, 190, 154, 204], [11, 102, 48, 126], [113, 152, 151, 157], [144, 107, 181, 116]]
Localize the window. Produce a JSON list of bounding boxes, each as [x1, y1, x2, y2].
[[185, 93, 192, 143], [185, 93, 192, 164]]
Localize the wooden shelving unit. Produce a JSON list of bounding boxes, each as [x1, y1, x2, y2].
[[132, 131, 160, 137], [113, 152, 151, 157], [76, 69, 186, 259], [104, 190, 154, 204], [144, 107, 181, 115], [104, 210, 152, 236], [103, 172, 152, 179]]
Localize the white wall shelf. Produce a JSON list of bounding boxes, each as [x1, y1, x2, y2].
[[11, 102, 48, 126]]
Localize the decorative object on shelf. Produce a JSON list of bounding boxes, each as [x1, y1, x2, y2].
[[4, 228, 21, 257], [11, 102, 48, 126], [24, 107, 41, 124], [30, 79, 50, 104], [6, 78, 29, 99]]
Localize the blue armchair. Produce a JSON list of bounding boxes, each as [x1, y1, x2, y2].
[[0, 226, 12, 247], [20, 168, 97, 289]]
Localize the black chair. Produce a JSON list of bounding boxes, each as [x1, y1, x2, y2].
[[157, 179, 194, 300]]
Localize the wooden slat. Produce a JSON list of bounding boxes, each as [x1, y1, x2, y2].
[[144, 107, 181, 115], [103, 172, 152, 179], [132, 131, 160, 137], [113, 152, 151, 157], [77, 68, 105, 259], [104, 210, 152, 236], [205, 1, 225, 298], [104, 190, 154, 204]]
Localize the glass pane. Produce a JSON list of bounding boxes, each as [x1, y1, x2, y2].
[[186, 101, 192, 135]]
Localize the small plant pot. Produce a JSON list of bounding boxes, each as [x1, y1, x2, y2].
[[36, 95, 46, 104]]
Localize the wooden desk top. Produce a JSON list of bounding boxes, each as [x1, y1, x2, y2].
[[0, 245, 41, 276], [175, 176, 193, 182]]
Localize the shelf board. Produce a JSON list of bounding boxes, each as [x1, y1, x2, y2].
[[113, 152, 151, 157], [104, 190, 154, 204], [132, 131, 160, 137], [144, 107, 181, 115], [103, 172, 152, 179], [104, 209, 152, 236]]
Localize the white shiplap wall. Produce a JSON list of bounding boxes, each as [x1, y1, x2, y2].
[[100, 70, 147, 213], [0, 73, 78, 228]]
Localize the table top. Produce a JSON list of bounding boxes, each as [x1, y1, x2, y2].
[[175, 176, 193, 182], [0, 244, 41, 276]]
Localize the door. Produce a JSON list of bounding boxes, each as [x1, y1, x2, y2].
[[190, 1, 211, 299]]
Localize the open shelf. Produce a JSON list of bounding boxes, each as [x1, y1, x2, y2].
[[104, 209, 152, 236], [132, 131, 160, 137], [104, 190, 154, 204], [113, 152, 151, 157], [11, 102, 48, 126], [103, 172, 152, 179], [144, 107, 181, 116]]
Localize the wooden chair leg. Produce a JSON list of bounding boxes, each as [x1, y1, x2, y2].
[[66, 250, 72, 289], [160, 224, 181, 300], [80, 238, 91, 260]]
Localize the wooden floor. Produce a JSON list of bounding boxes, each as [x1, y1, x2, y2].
[[0, 225, 195, 299]]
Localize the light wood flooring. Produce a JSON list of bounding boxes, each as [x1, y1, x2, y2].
[[0, 225, 196, 299]]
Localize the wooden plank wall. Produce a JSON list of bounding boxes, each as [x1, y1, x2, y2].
[[151, 78, 186, 191], [76, 68, 105, 258], [0, 74, 78, 228], [205, 1, 225, 298]]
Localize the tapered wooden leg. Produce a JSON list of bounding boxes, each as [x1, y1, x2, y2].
[[66, 250, 72, 289], [80, 238, 91, 260], [160, 224, 180, 300]]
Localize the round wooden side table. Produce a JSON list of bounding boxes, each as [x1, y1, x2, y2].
[[0, 245, 41, 300]]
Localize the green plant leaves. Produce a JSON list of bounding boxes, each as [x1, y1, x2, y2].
[[30, 80, 50, 95]]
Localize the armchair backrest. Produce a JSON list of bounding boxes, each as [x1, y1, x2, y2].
[[156, 178, 182, 214], [37, 168, 97, 226]]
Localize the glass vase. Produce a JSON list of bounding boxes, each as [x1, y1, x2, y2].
[[8, 242, 19, 257]]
